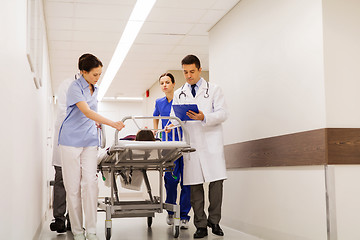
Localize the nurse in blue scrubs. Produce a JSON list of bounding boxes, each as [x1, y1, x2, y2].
[[153, 72, 191, 229], [58, 54, 125, 240]]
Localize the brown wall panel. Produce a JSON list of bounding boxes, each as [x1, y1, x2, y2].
[[224, 129, 327, 168], [225, 128, 360, 169], [327, 128, 360, 164]]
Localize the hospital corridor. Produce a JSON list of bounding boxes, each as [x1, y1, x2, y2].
[[2, 0, 360, 240], [38, 208, 259, 240]]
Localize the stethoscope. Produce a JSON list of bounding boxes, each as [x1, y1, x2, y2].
[[179, 81, 210, 99]]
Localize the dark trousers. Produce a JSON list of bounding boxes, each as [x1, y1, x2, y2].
[[53, 166, 67, 222], [190, 180, 224, 228]]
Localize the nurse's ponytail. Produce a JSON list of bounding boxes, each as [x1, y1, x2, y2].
[[78, 53, 103, 72]]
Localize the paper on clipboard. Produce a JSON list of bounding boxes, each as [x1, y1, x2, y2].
[[172, 104, 199, 121]]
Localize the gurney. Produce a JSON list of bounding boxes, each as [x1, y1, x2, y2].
[[97, 116, 195, 240]]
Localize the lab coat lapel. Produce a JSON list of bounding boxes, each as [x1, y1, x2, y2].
[[182, 83, 193, 101], [195, 79, 207, 99]]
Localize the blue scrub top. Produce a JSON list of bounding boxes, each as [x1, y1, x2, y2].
[[153, 96, 181, 141], [58, 76, 99, 147]]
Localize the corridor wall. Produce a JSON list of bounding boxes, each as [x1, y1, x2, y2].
[[209, 0, 327, 239], [322, 0, 360, 239], [209, 0, 360, 239], [0, 0, 54, 239]]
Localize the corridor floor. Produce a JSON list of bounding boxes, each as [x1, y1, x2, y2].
[[39, 211, 261, 240]]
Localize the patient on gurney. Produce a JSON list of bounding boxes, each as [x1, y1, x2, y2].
[[98, 129, 155, 190], [135, 129, 156, 141]]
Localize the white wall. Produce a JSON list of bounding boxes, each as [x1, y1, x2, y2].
[[322, 1, 360, 239], [210, 0, 326, 145], [0, 0, 54, 239], [209, 0, 328, 239], [333, 165, 360, 240], [225, 167, 327, 240], [323, 0, 360, 127]]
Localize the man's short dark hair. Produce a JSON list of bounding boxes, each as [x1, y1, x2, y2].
[[181, 54, 201, 69]]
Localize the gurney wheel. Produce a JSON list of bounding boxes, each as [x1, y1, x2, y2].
[[173, 225, 179, 238], [106, 228, 111, 240], [147, 217, 153, 227]]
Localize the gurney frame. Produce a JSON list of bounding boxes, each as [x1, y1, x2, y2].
[[97, 116, 194, 239]]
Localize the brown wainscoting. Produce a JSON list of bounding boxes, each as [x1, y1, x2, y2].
[[327, 128, 360, 164], [225, 128, 360, 169]]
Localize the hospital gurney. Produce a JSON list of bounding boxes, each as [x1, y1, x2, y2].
[[97, 116, 195, 239]]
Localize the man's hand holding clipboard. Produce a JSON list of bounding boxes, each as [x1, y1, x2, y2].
[[186, 109, 204, 121], [172, 104, 204, 121], [165, 104, 204, 134]]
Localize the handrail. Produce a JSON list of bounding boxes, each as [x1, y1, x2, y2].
[[99, 124, 106, 149]]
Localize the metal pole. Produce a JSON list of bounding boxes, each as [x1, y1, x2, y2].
[[325, 165, 337, 240]]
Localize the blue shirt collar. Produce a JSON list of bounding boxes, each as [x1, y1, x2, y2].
[[187, 77, 203, 90], [79, 75, 98, 90]]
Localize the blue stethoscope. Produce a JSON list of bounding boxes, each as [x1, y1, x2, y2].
[[179, 81, 210, 99]]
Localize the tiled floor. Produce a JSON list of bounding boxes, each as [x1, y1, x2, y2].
[[39, 210, 261, 240]]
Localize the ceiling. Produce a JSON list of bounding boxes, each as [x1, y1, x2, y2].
[[44, 0, 240, 99]]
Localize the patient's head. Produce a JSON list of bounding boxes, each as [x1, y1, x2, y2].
[[135, 129, 155, 141]]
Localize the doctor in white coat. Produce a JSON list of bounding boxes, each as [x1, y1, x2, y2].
[[170, 55, 228, 239]]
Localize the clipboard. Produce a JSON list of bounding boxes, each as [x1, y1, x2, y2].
[[172, 104, 199, 121]]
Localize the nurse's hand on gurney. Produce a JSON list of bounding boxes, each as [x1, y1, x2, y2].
[[76, 101, 125, 131], [111, 121, 125, 131]]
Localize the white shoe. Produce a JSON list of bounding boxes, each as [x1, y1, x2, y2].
[[166, 214, 174, 225], [180, 219, 189, 229], [86, 233, 99, 240], [73, 233, 86, 240]]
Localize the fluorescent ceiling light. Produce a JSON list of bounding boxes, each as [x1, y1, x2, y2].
[[97, 0, 157, 101]]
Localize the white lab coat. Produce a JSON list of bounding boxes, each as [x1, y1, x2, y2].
[[172, 78, 228, 185], [52, 77, 75, 166]]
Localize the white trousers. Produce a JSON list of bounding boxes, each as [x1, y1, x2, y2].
[[60, 145, 99, 235]]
